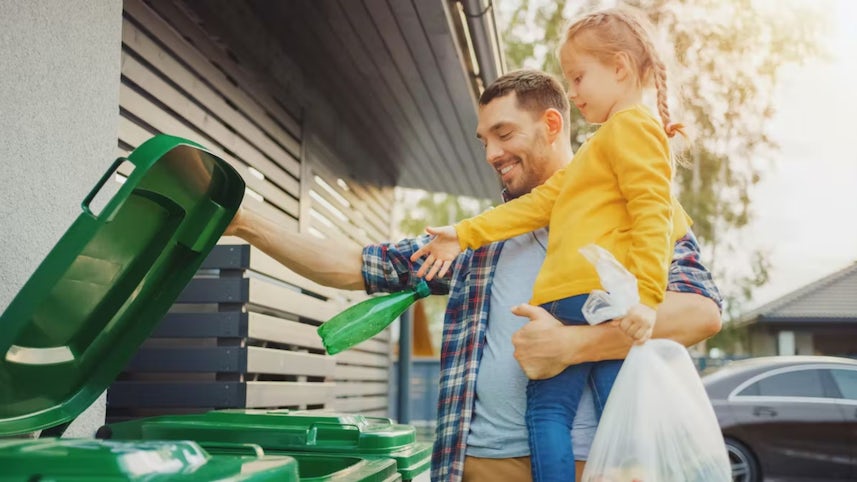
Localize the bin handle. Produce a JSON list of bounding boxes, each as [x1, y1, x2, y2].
[[198, 441, 266, 458], [363, 416, 394, 427], [306, 422, 361, 447], [81, 157, 128, 219]]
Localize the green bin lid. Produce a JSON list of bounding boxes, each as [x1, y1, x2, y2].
[[104, 409, 431, 479], [0, 135, 245, 436], [200, 443, 401, 482], [271, 453, 400, 482], [0, 438, 298, 481]]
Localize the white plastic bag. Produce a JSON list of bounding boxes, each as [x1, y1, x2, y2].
[[579, 244, 639, 325], [581, 339, 731, 482]]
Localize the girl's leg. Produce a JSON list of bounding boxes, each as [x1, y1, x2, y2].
[[526, 295, 591, 482], [589, 360, 624, 418], [526, 362, 591, 482]]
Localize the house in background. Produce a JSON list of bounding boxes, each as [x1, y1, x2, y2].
[[737, 262, 857, 357]]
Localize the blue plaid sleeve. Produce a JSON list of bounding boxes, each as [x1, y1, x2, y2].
[[667, 230, 723, 311], [361, 235, 452, 295]]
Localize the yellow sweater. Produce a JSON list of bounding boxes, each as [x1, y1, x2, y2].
[[456, 105, 691, 308]]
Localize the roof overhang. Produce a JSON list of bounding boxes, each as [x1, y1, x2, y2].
[[185, 0, 505, 200]]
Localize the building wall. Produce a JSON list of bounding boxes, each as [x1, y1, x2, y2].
[[749, 327, 842, 356], [749, 328, 777, 356], [0, 0, 122, 437], [0, 0, 122, 436], [0, 0, 121, 312], [795, 331, 814, 356]]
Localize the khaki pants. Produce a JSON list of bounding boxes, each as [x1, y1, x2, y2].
[[462, 455, 532, 482], [462, 455, 584, 482]]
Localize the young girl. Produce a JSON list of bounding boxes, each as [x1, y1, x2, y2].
[[411, 8, 690, 482]]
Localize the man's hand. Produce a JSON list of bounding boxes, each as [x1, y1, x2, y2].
[[510, 303, 578, 379], [409, 225, 461, 280], [615, 303, 656, 344], [511, 293, 720, 378]]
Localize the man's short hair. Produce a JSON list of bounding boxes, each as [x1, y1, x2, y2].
[[480, 70, 570, 129]]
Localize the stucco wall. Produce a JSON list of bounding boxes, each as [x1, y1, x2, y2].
[[0, 0, 122, 436]]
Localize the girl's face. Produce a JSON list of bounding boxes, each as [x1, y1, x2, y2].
[[559, 43, 627, 124]]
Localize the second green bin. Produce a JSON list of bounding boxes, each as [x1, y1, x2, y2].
[[101, 409, 431, 480]]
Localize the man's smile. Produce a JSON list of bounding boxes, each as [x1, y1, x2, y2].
[[495, 161, 521, 182]]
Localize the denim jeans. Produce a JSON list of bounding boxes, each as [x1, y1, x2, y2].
[[526, 294, 623, 482]]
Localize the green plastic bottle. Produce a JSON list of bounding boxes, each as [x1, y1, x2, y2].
[[317, 281, 431, 355]]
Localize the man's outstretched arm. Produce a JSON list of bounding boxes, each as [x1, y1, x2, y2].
[[511, 291, 721, 379], [225, 207, 366, 290]]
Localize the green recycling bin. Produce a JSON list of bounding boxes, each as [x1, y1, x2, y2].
[[0, 135, 245, 438], [0, 135, 295, 480], [101, 409, 432, 481], [0, 438, 299, 481]]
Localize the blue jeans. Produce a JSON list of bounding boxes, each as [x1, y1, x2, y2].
[[526, 295, 623, 482]]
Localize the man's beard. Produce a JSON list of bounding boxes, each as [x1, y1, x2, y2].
[[502, 138, 549, 201]]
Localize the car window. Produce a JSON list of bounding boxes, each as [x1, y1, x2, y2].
[[737, 369, 827, 398], [829, 369, 857, 400]]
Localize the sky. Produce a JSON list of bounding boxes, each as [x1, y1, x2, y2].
[[743, 0, 857, 308]]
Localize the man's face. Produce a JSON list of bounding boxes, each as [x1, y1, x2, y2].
[[476, 93, 554, 198]]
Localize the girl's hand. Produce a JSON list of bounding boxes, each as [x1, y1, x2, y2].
[[410, 226, 461, 280], [615, 303, 656, 344]]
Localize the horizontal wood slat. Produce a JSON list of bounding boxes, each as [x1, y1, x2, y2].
[[333, 365, 390, 381], [247, 312, 323, 350], [246, 381, 335, 408], [109, 381, 245, 408], [335, 350, 390, 368], [125, 346, 335, 377], [334, 382, 388, 397], [331, 396, 388, 413]]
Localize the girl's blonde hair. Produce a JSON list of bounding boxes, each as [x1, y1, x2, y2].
[[562, 8, 683, 139]]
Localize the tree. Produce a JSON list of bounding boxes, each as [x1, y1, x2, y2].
[[496, 0, 827, 319]]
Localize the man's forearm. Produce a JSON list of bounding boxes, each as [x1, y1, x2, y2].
[[512, 290, 722, 378], [568, 291, 722, 364], [651, 291, 722, 346], [229, 208, 366, 290]]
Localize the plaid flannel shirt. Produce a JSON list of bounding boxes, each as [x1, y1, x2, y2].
[[361, 231, 720, 482]]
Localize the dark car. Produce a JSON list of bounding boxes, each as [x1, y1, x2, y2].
[[702, 356, 857, 482]]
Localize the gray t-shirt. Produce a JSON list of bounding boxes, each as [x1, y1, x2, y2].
[[465, 229, 597, 460]]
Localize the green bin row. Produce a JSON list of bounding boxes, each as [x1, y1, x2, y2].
[[100, 409, 430, 480]]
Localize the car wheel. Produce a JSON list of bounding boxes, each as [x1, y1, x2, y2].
[[725, 438, 760, 482]]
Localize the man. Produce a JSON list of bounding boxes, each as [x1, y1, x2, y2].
[[225, 69, 722, 482]]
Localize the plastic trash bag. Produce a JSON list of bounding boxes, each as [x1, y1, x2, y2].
[[579, 244, 639, 325], [581, 339, 731, 482]]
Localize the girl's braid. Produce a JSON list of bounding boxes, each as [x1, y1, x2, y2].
[[610, 10, 684, 138]]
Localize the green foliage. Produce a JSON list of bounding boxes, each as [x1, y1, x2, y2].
[[397, 190, 493, 237], [705, 316, 751, 354], [496, 0, 828, 320]]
